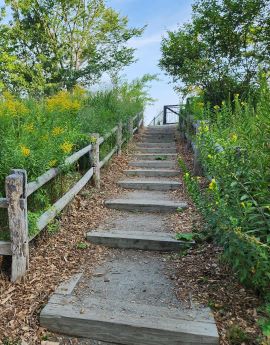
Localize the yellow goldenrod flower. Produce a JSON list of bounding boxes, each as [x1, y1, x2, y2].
[[52, 126, 64, 136], [209, 178, 217, 191], [213, 105, 220, 111], [230, 133, 238, 142], [46, 90, 82, 113], [20, 145, 30, 157], [24, 123, 34, 132], [184, 172, 190, 178], [60, 141, 73, 154], [48, 159, 58, 168]]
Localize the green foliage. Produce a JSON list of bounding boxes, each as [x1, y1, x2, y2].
[[175, 233, 195, 242], [160, 0, 270, 104], [0, 0, 144, 95], [155, 155, 167, 161], [76, 242, 89, 250], [0, 77, 152, 239], [226, 325, 251, 345], [258, 304, 270, 338]]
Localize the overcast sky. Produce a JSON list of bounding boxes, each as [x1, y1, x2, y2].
[[106, 0, 193, 123]]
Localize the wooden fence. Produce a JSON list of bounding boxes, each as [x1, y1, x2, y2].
[[0, 112, 143, 282]]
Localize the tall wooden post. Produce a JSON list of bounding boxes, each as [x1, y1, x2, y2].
[[90, 133, 100, 189], [128, 117, 133, 138], [117, 121, 123, 155], [6, 169, 28, 282]]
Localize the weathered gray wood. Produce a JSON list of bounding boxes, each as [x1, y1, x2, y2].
[[0, 197, 8, 208], [118, 179, 181, 191], [27, 168, 59, 197], [99, 146, 118, 169], [34, 168, 94, 237], [133, 126, 138, 134], [91, 133, 100, 189], [128, 117, 133, 137], [6, 170, 29, 282], [40, 295, 218, 345], [117, 121, 123, 155], [124, 169, 179, 178], [98, 126, 118, 145], [55, 273, 83, 295], [27, 144, 92, 196], [87, 230, 193, 251], [105, 198, 187, 213], [0, 241, 12, 255]]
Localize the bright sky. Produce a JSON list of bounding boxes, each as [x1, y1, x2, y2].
[[0, 0, 194, 124], [107, 0, 193, 123]]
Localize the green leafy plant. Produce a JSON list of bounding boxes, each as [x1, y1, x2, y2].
[[155, 155, 167, 161], [76, 242, 89, 250], [226, 325, 251, 345]]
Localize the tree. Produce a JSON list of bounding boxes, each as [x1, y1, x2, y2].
[[159, 0, 270, 104], [1, 0, 144, 95]]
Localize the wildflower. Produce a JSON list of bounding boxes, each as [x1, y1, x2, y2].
[[197, 102, 204, 109], [184, 172, 190, 179], [48, 159, 58, 168], [60, 141, 73, 154], [24, 123, 34, 132], [230, 133, 238, 142], [47, 90, 82, 113], [240, 202, 246, 208], [213, 105, 220, 111], [234, 94, 239, 99], [207, 154, 213, 159], [241, 101, 246, 106], [208, 178, 217, 191], [222, 101, 226, 106], [20, 145, 30, 157], [52, 127, 64, 136]]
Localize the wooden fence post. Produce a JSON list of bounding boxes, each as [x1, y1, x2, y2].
[[6, 169, 29, 282], [90, 133, 100, 189], [117, 121, 122, 155], [128, 117, 133, 138], [140, 112, 144, 129]]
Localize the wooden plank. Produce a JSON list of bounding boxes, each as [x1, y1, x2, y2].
[[27, 168, 59, 197], [133, 126, 138, 134], [40, 295, 219, 345], [99, 146, 118, 168], [0, 198, 8, 208], [91, 133, 100, 189], [117, 121, 123, 155], [0, 241, 12, 255], [27, 144, 92, 196], [65, 144, 92, 165], [6, 170, 29, 282], [32, 168, 94, 238]]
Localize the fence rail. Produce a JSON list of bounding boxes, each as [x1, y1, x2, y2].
[[0, 111, 143, 282]]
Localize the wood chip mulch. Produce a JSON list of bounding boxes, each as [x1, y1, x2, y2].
[[0, 146, 132, 344]]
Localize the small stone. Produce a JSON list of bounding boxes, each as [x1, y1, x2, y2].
[[104, 277, 110, 282], [80, 308, 85, 314], [93, 272, 104, 277]]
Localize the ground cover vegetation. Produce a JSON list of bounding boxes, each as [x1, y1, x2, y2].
[[160, 0, 270, 338]]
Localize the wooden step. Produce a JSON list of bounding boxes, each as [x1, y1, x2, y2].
[[134, 153, 177, 160], [124, 169, 180, 177], [138, 147, 177, 153], [40, 294, 219, 345], [129, 160, 176, 169], [137, 142, 175, 148], [86, 230, 192, 251], [105, 198, 187, 213], [118, 179, 181, 191]]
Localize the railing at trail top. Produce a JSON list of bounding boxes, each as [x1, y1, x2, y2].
[[0, 112, 144, 282], [149, 104, 182, 126]]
